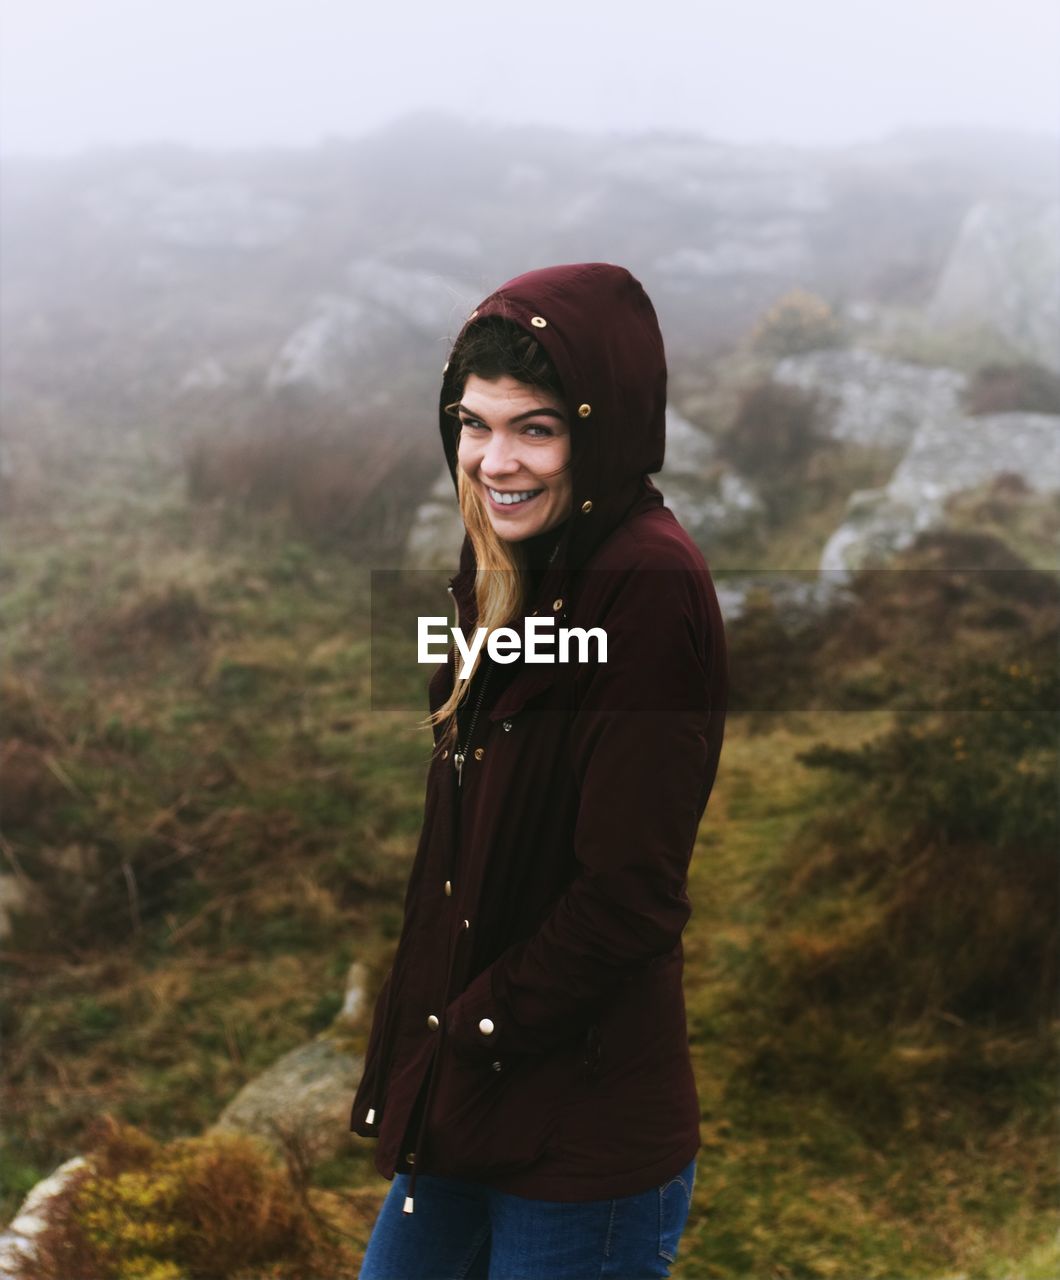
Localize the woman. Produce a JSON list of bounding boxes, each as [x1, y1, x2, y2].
[[352, 262, 728, 1279]]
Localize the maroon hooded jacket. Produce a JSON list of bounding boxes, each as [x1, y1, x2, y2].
[[349, 263, 728, 1213]]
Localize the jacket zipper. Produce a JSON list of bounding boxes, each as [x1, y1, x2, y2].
[[446, 581, 492, 788], [453, 662, 491, 787]]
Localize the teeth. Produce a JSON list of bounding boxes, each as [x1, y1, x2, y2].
[[488, 487, 543, 506]]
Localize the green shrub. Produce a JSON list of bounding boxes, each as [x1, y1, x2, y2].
[[798, 655, 1057, 856], [964, 362, 1060, 416], [24, 1117, 326, 1280], [749, 650, 1058, 1028], [751, 288, 842, 357]]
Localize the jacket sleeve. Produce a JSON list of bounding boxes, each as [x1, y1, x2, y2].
[[444, 561, 720, 1060]]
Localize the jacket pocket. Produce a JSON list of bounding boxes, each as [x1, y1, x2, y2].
[[425, 1043, 561, 1177]]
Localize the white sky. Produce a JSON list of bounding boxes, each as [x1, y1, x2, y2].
[[1, 0, 1057, 156]]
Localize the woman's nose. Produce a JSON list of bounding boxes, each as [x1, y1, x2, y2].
[[481, 433, 521, 476]]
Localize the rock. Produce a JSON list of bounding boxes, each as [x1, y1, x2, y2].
[[149, 181, 302, 251], [772, 348, 967, 449], [178, 357, 230, 393], [654, 227, 808, 280], [265, 262, 473, 397], [210, 1036, 363, 1169], [649, 409, 763, 546], [265, 295, 372, 396], [713, 572, 855, 628], [0, 1156, 88, 1278], [820, 411, 1060, 577], [927, 199, 1060, 372], [0, 874, 32, 942], [405, 468, 464, 570], [337, 960, 369, 1028]]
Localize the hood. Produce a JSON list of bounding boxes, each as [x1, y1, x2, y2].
[[438, 262, 668, 601]]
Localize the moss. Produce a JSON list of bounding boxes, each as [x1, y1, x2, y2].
[[25, 1117, 330, 1280]]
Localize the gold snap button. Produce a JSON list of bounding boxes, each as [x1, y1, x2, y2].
[[581, 500, 593, 514], [406, 1151, 416, 1164], [552, 598, 563, 611], [474, 747, 485, 760], [478, 1018, 495, 1035], [530, 316, 547, 328], [444, 879, 452, 896], [427, 1014, 439, 1029], [578, 404, 592, 417]]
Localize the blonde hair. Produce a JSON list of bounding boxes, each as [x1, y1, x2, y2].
[[423, 314, 568, 751], [423, 462, 536, 750]]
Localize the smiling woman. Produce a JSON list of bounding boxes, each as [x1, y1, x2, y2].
[[351, 266, 728, 1280], [451, 374, 573, 540]]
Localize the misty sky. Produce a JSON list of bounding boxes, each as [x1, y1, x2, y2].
[[1, 0, 1057, 156]]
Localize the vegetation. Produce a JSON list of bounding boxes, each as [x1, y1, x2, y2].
[[750, 289, 843, 358], [23, 1117, 330, 1280], [2, 433, 1056, 1276], [963, 361, 1060, 416]]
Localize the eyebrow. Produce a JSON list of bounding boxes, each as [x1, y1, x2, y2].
[[455, 403, 567, 425]]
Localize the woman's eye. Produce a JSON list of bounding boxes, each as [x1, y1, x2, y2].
[[525, 424, 554, 437], [459, 418, 487, 430]]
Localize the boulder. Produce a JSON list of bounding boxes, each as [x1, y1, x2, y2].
[[0, 1156, 88, 1279], [820, 411, 1060, 576], [772, 348, 967, 449], [210, 1037, 363, 1169], [265, 261, 474, 398], [209, 960, 368, 1168], [927, 200, 1060, 372]]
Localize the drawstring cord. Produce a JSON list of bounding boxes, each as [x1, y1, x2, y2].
[[403, 539, 561, 1213], [403, 764, 466, 1214]]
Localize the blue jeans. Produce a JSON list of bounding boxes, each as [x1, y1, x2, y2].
[[358, 1156, 697, 1279]]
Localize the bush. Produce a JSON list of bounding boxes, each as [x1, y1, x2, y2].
[[24, 1117, 327, 1280], [964, 362, 1060, 416], [761, 651, 1058, 1028], [750, 288, 842, 357], [723, 381, 825, 485]]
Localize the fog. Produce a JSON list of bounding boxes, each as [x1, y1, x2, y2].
[[2, 0, 1057, 156]]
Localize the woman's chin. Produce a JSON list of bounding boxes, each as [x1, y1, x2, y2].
[[492, 515, 558, 542]]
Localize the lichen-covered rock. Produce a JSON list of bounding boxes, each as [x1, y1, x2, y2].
[[655, 408, 759, 545], [820, 411, 1060, 576], [772, 348, 967, 449], [927, 200, 1060, 372], [210, 1036, 363, 1169], [265, 261, 473, 397], [0, 1156, 88, 1278], [405, 467, 465, 570]]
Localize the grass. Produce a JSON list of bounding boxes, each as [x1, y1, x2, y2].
[[1, 455, 1056, 1277], [677, 719, 1058, 1279]]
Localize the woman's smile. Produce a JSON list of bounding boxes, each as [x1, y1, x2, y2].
[[485, 485, 545, 507], [456, 374, 573, 540]]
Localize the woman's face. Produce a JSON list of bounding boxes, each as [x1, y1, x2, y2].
[[456, 374, 573, 541]]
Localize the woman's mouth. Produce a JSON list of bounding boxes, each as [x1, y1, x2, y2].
[[485, 485, 545, 509]]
